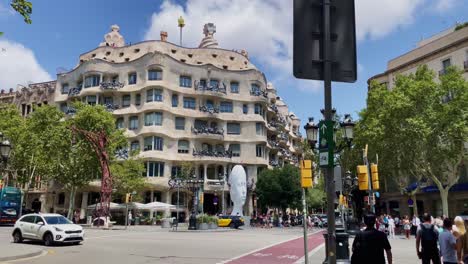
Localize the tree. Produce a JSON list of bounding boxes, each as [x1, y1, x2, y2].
[[357, 65, 467, 217], [1, 0, 32, 36], [306, 176, 326, 212], [256, 164, 302, 212], [111, 157, 146, 198], [54, 103, 126, 219]]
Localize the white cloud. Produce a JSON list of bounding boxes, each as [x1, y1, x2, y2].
[[0, 40, 52, 90], [433, 0, 460, 12], [145, 0, 426, 93]]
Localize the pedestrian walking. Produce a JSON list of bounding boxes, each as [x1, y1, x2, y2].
[[438, 218, 457, 264], [453, 216, 466, 239], [404, 216, 412, 239], [416, 213, 440, 264], [351, 213, 393, 264], [413, 215, 422, 237], [388, 216, 396, 239], [456, 218, 468, 263]]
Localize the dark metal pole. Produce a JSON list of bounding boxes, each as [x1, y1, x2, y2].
[[176, 182, 180, 231], [323, 0, 336, 263]]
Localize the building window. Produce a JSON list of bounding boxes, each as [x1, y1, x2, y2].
[[210, 79, 219, 88], [146, 161, 164, 177], [178, 140, 189, 153], [442, 58, 451, 70], [229, 144, 240, 157], [256, 122, 263, 135], [183, 97, 196, 109], [230, 82, 239, 93], [128, 72, 137, 85], [148, 69, 162, 80], [144, 136, 163, 151], [220, 101, 233, 113], [243, 104, 248, 114], [60, 103, 67, 113], [135, 94, 141, 106], [58, 193, 65, 205], [122, 95, 131, 107], [86, 95, 97, 105], [130, 141, 140, 152], [227, 123, 241, 135], [116, 117, 124, 129], [251, 83, 260, 93], [175, 117, 185, 130], [179, 76, 192, 88], [172, 94, 178, 107], [254, 103, 263, 115], [129, 116, 139, 130], [256, 144, 264, 157], [144, 112, 163, 126], [171, 166, 182, 178], [146, 88, 163, 102], [103, 97, 113, 105], [61, 83, 69, 94], [84, 75, 100, 88]]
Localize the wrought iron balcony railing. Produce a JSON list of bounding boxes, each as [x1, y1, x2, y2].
[[65, 106, 76, 115], [194, 80, 227, 94], [269, 160, 280, 167], [68, 87, 82, 97], [192, 148, 232, 158], [268, 139, 279, 148], [269, 104, 278, 113], [199, 105, 220, 114], [191, 126, 224, 135], [100, 81, 124, 90], [250, 89, 268, 98], [104, 103, 120, 112]]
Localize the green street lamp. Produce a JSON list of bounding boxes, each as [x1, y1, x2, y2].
[[340, 114, 355, 142], [0, 132, 12, 163]]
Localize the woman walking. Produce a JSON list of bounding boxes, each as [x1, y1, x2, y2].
[[388, 215, 395, 239], [403, 215, 411, 239]]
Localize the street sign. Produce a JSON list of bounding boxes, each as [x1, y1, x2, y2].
[[318, 120, 335, 168], [293, 0, 357, 83]]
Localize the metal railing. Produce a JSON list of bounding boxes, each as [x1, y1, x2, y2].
[[68, 87, 82, 96], [199, 105, 220, 114], [194, 80, 227, 94], [250, 89, 268, 98], [100, 81, 125, 90], [192, 148, 232, 158], [191, 126, 224, 135]]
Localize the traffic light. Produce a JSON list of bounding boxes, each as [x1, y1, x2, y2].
[[357, 165, 369, 191], [371, 164, 380, 190], [300, 160, 313, 188], [0, 179, 3, 188], [125, 193, 132, 203]]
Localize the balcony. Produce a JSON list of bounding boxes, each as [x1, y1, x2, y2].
[[199, 105, 220, 114], [192, 148, 232, 158], [104, 103, 120, 112], [68, 87, 82, 97], [191, 126, 224, 136], [268, 104, 278, 113], [292, 130, 302, 137], [269, 159, 280, 167], [194, 80, 227, 94], [100, 81, 124, 90], [279, 148, 292, 158], [268, 139, 279, 148], [278, 133, 289, 144], [250, 89, 268, 98], [65, 106, 76, 115]]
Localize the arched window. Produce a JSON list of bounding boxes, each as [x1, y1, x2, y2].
[[148, 69, 163, 80]]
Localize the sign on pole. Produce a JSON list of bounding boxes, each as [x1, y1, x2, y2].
[[318, 120, 335, 168]]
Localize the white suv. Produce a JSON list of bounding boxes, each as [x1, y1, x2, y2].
[[12, 213, 84, 246]]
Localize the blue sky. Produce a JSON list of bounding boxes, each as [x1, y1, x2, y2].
[[0, 0, 466, 127]]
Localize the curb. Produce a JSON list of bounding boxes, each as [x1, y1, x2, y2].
[[0, 249, 46, 262], [169, 228, 239, 233]]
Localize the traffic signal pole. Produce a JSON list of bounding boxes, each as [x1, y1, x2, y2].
[[323, 0, 337, 263], [363, 145, 375, 213]]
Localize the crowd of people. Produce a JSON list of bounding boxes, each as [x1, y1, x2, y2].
[[352, 212, 468, 264]]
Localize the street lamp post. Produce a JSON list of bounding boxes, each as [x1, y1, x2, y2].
[[304, 115, 355, 263], [185, 178, 204, 230], [0, 132, 12, 170]]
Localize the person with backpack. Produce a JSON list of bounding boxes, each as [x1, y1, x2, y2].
[[438, 218, 457, 264], [416, 213, 441, 264], [351, 214, 393, 264]]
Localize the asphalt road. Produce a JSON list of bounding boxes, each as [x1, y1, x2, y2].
[[0, 226, 321, 264]]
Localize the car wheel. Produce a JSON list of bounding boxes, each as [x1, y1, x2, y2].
[[13, 230, 23, 243], [43, 233, 54, 247], [229, 223, 235, 229]]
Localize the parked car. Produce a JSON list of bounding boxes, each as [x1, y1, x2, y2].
[[12, 213, 84, 246], [217, 215, 244, 229]]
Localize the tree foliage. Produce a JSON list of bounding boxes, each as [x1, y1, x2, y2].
[[256, 164, 302, 211], [306, 176, 326, 210], [1, 0, 32, 36], [111, 157, 146, 197], [355, 65, 468, 216]]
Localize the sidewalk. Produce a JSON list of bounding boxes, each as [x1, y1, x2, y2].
[[298, 234, 419, 264], [0, 239, 46, 262]]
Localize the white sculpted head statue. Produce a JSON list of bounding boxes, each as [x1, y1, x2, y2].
[[229, 165, 247, 216]]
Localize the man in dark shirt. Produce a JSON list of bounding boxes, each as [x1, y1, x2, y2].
[[351, 214, 393, 264]]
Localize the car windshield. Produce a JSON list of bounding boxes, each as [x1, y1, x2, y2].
[[44, 216, 72, 225]]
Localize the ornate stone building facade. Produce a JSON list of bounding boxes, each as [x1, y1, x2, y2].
[[0, 81, 56, 116], [20, 24, 302, 220]]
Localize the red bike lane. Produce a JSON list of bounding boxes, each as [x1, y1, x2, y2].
[[224, 230, 325, 264]]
